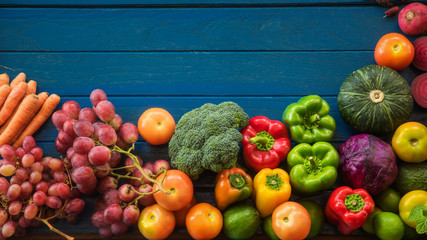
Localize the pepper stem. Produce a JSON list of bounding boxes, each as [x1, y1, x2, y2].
[[303, 113, 320, 129], [265, 174, 283, 191], [229, 173, 246, 189], [304, 156, 322, 175], [345, 194, 365, 212], [249, 131, 275, 151]]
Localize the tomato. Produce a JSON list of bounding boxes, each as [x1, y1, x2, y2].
[[186, 203, 223, 240], [173, 195, 198, 227], [138, 107, 176, 145], [153, 169, 194, 211], [138, 203, 175, 240], [392, 121, 427, 163], [374, 33, 414, 71], [272, 201, 311, 240]]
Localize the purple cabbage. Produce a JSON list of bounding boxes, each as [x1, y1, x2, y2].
[[339, 134, 398, 196]]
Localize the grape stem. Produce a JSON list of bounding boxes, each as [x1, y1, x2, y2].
[[95, 141, 171, 195], [40, 219, 75, 240]]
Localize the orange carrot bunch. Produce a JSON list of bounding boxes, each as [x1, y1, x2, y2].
[[0, 72, 60, 148]]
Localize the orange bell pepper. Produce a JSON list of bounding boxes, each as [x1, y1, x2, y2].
[[214, 168, 253, 211], [253, 168, 291, 217]]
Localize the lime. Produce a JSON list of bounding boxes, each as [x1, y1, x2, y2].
[[362, 207, 383, 234], [223, 204, 261, 240], [262, 215, 280, 240], [374, 187, 401, 214], [373, 212, 405, 240], [298, 200, 324, 239]]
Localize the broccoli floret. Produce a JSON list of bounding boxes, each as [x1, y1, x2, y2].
[[168, 102, 249, 179]]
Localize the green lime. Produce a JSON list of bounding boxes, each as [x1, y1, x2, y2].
[[262, 215, 280, 240], [298, 200, 324, 239], [362, 207, 383, 234], [374, 187, 401, 214], [223, 204, 261, 240], [373, 212, 405, 240]]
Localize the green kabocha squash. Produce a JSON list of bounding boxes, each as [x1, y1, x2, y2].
[[337, 65, 413, 135]]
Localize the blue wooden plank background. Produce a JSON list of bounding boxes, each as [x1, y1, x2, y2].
[[0, 0, 426, 239]]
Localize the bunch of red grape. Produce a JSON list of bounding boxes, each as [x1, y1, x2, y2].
[[0, 136, 84, 240], [52, 89, 171, 239]]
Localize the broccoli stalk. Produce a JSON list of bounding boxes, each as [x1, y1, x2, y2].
[[168, 102, 249, 179]]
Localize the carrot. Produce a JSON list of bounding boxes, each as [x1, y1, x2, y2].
[[0, 85, 12, 110], [0, 82, 27, 126], [0, 94, 39, 146], [26, 80, 37, 94], [13, 94, 60, 149], [9, 92, 49, 144], [10, 72, 26, 89], [0, 73, 9, 86]]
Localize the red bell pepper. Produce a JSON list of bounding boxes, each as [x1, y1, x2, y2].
[[325, 186, 375, 235], [240, 116, 292, 172]]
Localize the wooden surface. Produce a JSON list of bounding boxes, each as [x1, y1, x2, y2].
[[1, 0, 426, 239]]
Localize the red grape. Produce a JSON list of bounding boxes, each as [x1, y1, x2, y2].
[[122, 205, 140, 225], [22, 136, 37, 153], [88, 146, 111, 166], [98, 125, 117, 146], [96, 176, 118, 194], [29, 171, 42, 184], [21, 153, 35, 168], [55, 138, 69, 154], [111, 221, 128, 236], [62, 100, 81, 119], [24, 204, 38, 220], [108, 151, 122, 168], [57, 130, 75, 147], [20, 181, 33, 199], [153, 159, 171, 175], [0, 164, 16, 177], [119, 123, 139, 144], [15, 167, 29, 181], [45, 196, 62, 209], [33, 191, 47, 206], [29, 147, 43, 162], [118, 184, 136, 202], [94, 163, 111, 178], [73, 137, 94, 154], [95, 100, 115, 123], [56, 183, 72, 199], [70, 153, 90, 168], [52, 110, 72, 130], [71, 166, 96, 185], [0, 209, 8, 225], [2, 220, 16, 238], [103, 204, 122, 224], [63, 119, 78, 138], [0, 177, 10, 195], [103, 189, 120, 206], [79, 107, 97, 123], [110, 114, 123, 131], [90, 89, 107, 107], [74, 119, 94, 137], [48, 158, 64, 171], [65, 198, 85, 214], [137, 184, 156, 207], [8, 201, 22, 215], [0, 145, 16, 161], [91, 210, 108, 228], [6, 184, 21, 201]]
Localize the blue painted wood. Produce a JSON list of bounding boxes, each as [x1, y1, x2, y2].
[[0, 7, 408, 51], [0, 52, 423, 96], [0, 0, 403, 6]]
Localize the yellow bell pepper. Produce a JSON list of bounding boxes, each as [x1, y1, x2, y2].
[[253, 168, 291, 218], [399, 190, 427, 231]]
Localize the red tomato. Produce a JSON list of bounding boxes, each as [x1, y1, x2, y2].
[[138, 203, 175, 240], [272, 201, 311, 240], [374, 33, 414, 71], [138, 107, 176, 145], [153, 169, 194, 211], [173, 195, 198, 227], [186, 203, 223, 240]]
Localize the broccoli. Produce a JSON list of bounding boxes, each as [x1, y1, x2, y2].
[[168, 101, 249, 179]]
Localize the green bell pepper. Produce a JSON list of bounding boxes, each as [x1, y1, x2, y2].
[[287, 141, 339, 194], [282, 95, 336, 143]]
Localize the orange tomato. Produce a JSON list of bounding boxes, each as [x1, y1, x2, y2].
[[153, 169, 194, 211], [272, 201, 311, 240], [138, 203, 175, 240], [186, 203, 223, 240], [374, 33, 414, 71], [173, 195, 198, 227], [138, 107, 176, 145]]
